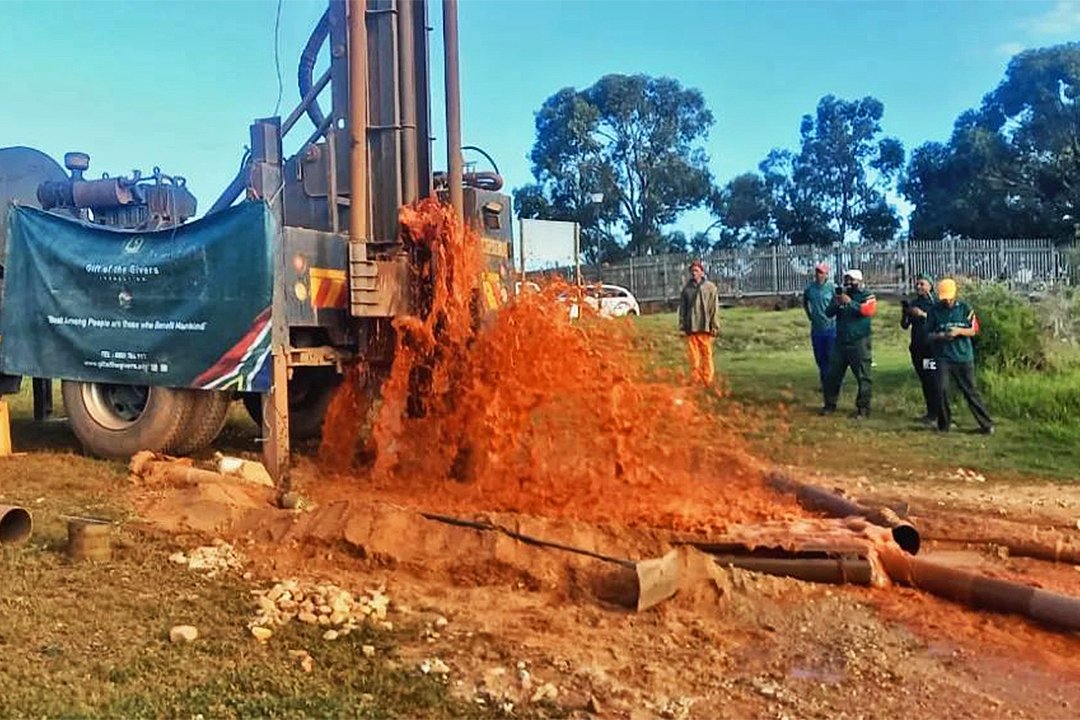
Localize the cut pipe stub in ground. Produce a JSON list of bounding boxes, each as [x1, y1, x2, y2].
[[66, 517, 112, 562], [0, 505, 32, 546]]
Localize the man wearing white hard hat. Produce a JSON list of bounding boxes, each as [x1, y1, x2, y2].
[[820, 269, 877, 420]]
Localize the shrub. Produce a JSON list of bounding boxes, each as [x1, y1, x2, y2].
[[961, 282, 1048, 372]]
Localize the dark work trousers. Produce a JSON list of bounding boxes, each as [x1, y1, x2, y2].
[[810, 328, 836, 389], [909, 346, 938, 418], [934, 359, 993, 431], [823, 336, 872, 413]]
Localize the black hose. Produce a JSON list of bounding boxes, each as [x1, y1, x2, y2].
[[298, 8, 330, 130]]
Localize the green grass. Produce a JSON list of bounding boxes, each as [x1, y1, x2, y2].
[[636, 305, 1080, 482]]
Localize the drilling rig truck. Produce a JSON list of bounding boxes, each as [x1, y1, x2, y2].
[[0, 0, 512, 480]]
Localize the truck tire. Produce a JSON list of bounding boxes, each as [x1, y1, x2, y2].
[[241, 367, 340, 442], [171, 391, 232, 455], [61, 381, 194, 460]]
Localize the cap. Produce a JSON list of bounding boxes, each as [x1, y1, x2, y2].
[[843, 269, 863, 282], [937, 278, 957, 300], [814, 262, 830, 273]]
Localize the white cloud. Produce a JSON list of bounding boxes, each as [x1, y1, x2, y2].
[[996, 41, 1027, 57], [1024, 0, 1080, 35]]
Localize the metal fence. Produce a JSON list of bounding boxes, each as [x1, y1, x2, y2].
[[578, 238, 1075, 302]]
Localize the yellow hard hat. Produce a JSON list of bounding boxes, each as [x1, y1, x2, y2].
[[937, 278, 957, 300]]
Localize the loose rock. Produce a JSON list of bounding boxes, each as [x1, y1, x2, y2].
[[169, 625, 198, 643]]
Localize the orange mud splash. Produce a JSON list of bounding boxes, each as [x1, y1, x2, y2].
[[320, 198, 799, 532]]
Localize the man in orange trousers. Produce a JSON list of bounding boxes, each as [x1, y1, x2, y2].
[[678, 260, 720, 385]]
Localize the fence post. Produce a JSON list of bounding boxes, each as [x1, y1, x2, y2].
[[771, 245, 780, 294], [949, 236, 957, 275], [629, 256, 635, 295]]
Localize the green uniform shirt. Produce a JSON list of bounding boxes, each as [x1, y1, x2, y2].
[[900, 293, 936, 353], [927, 300, 978, 363], [825, 287, 877, 344], [802, 281, 835, 332]]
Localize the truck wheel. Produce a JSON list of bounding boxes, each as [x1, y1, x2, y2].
[[241, 367, 340, 441], [171, 391, 232, 455], [61, 381, 194, 460]]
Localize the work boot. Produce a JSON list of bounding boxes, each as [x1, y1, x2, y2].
[[978, 425, 995, 436], [818, 405, 836, 416]]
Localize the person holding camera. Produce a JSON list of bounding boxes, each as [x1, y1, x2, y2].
[[926, 278, 994, 434], [820, 269, 877, 420], [901, 272, 937, 425], [802, 262, 836, 390]]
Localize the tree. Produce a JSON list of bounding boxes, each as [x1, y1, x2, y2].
[[787, 95, 904, 243], [758, 149, 835, 246], [514, 74, 714, 260], [722, 98, 903, 247], [709, 173, 774, 246], [903, 43, 1080, 239]]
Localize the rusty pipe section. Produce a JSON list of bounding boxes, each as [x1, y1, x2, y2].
[[877, 542, 1080, 632], [348, 0, 369, 243], [712, 555, 872, 586], [919, 516, 1080, 565], [442, 0, 463, 219], [0, 505, 32, 546], [769, 474, 921, 555]]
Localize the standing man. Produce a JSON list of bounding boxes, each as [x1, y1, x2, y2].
[[820, 269, 877, 419], [926, 278, 994, 434], [901, 273, 937, 425], [803, 262, 836, 390], [678, 260, 720, 386]]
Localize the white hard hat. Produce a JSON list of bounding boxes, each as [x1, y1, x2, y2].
[[843, 269, 863, 282]]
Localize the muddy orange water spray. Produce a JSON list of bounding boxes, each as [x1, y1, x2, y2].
[[321, 199, 798, 532]]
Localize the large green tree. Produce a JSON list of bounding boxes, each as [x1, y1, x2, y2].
[[904, 43, 1080, 239], [711, 96, 903, 246], [514, 74, 714, 260]]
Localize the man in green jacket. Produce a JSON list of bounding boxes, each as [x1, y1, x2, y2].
[[820, 269, 877, 419], [678, 260, 720, 386], [926, 278, 994, 434], [803, 262, 836, 390], [900, 272, 937, 425]]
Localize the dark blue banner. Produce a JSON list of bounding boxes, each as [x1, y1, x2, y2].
[[0, 201, 274, 391]]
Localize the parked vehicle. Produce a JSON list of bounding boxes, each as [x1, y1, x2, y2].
[[561, 283, 641, 319]]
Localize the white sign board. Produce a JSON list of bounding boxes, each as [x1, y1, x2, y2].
[[519, 218, 577, 273]]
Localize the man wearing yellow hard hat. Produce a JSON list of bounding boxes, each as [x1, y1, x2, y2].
[[925, 278, 994, 434]]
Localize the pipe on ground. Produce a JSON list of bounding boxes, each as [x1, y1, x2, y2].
[[876, 542, 1080, 633], [0, 505, 32, 545], [711, 555, 872, 586], [918, 517, 1080, 565], [769, 474, 921, 554]]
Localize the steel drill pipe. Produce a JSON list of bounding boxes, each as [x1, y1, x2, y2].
[[0, 505, 32, 546], [768, 474, 921, 554], [442, 0, 463, 218], [348, 0, 370, 243], [876, 542, 1080, 632]]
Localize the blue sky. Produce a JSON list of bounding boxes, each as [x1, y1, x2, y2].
[[3, 0, 1079, 238]]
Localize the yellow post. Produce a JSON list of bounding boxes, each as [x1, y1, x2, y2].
[[0, 398, 11, 457]]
